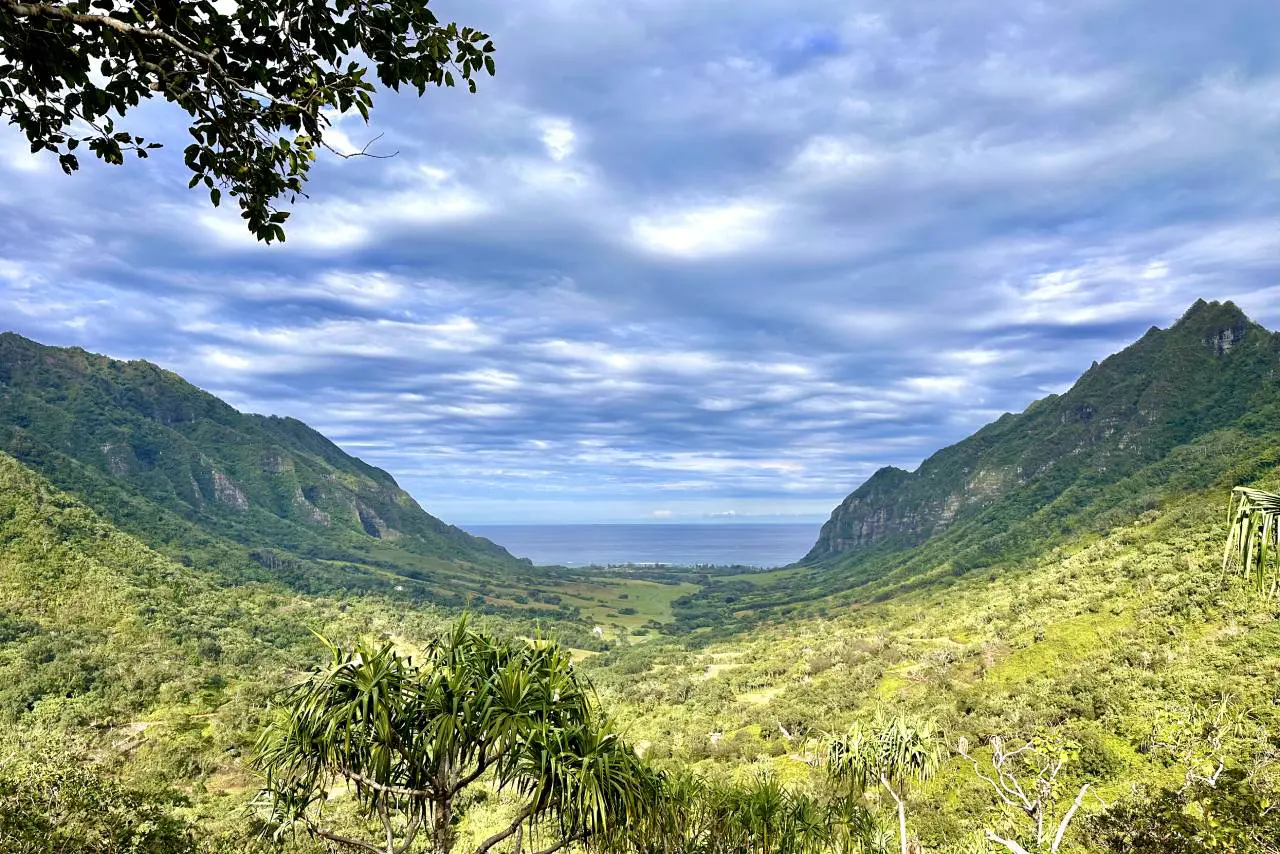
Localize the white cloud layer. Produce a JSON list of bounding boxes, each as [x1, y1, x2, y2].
[[2, 0, 1280, 522]]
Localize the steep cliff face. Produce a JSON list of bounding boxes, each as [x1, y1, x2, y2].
[[806, 300, 1280, 564], [0, 333, 527, 594]]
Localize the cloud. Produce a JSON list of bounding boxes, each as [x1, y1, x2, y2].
[[536, 117, 577, 161], [1, 0, 1280, 523], [630, 199, 779, 259]]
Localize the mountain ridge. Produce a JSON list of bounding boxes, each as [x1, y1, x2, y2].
[[0, 331, 533, 601], [805, 299, 1272, 564], [666, 299, 1280, 630]]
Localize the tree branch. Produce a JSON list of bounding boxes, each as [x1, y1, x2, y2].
[[957, 748, 1021, 808], [2, 0, 225, 73], [957, 744, 1034, 812], [309, 824, 389, 854], [531, 833, 585, 854], [985, 831, 1031, 854], [472, 803, 537, 854], [3, 0, 312, 116], [323, 131, 398, 160], [452, 749, 503, 795], [339, 767, 434, 799], [393, 817, 422, 854], [381, 807, 394, 854], [1049, 784, 1089, 854]]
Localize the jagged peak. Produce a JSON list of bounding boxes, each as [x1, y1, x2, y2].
[[1165, 299, 1256, 356], [1172, 298, 1251, 329]]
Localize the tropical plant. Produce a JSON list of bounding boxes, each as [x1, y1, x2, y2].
[[0, 0, 495, 241], [827, 715, 946, 854], [637, 771, 878, 854], [253, 618, 658, 854], [1223, 486, 1280, 595]]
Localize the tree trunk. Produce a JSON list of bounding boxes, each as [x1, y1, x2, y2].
[[433, 797, 454, 854], [898, 798, 908, 854], [894, 794, 908, 854]]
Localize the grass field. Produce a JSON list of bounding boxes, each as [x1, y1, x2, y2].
[[552, 577, 699, 638]]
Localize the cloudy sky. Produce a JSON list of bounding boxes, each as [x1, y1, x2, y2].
[[2, 0, 1280, 524]]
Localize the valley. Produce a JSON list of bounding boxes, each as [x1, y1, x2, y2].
[[3, 300, 1280, 852]]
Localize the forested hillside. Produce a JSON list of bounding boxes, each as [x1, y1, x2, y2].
[[0, 333, 557, 606], [808, 300, 1264, 563], [671, 300, 1280, 630], [589, 483, 1280, 849], [0, 451, 580, 850]]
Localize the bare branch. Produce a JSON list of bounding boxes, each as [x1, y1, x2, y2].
[[1050, 784, 1089, 854], [324, 131, 399, 160], [985, 831, 1032, 854]]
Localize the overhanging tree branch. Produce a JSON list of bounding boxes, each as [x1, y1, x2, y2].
[[0, 0, 495, 241], [3, 0, 226, 71]]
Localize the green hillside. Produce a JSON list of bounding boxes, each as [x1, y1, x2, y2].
[[0, 332, 553, 604], [809, 300, 1264, 565], [588, 479, 1280, 848], [0, 333, 698, 628], [672, 300, 1280, 630], [0, 450, 613, 850]]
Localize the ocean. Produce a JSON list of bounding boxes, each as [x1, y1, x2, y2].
[[465, 523, 821, 569]]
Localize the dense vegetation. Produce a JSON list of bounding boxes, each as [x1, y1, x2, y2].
[[3, 301, 1280, 851], [0, 333, 684, 636]]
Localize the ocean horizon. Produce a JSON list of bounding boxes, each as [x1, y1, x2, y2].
[[465, 522, 821, 568]]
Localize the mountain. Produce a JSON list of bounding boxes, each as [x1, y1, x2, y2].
[[806, 299, 1270, 566], [0, 332, 537, 603], [669, 300, 1280, 628]]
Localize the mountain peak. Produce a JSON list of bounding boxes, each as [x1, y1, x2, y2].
[[1173, 298, 1248, 326], [1169, 299, 1255, 355]]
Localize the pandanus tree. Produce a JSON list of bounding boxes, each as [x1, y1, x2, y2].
[[253, 619, 657, 854], [642, 772, 876, 854], [1223, 486, 1280, 595], [828, 716, 946, 854]]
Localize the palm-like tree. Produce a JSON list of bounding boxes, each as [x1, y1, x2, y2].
[[253, 618, 657, 854], [1223, 486, 1280, 595], [827, 716, 946, 854], [641, 772, 875, 854]]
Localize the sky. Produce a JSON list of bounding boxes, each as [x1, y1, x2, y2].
[[2, 0, 1280, 525]]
